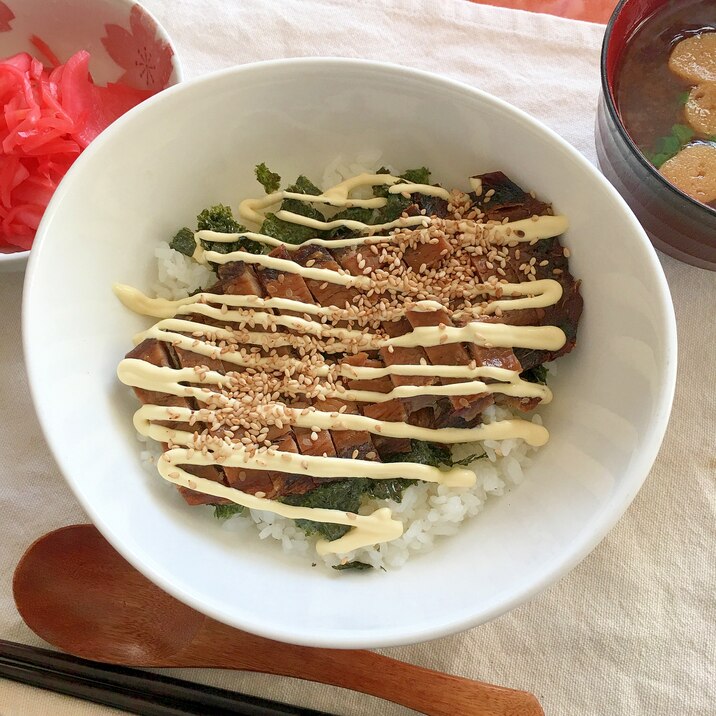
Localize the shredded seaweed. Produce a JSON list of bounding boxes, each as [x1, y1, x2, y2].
[[373, 192, 412, 224], [213, 504, 244, 520], [383, 440, 451, 468], [287, 176, 321, 196], [371, 167, 434, 224], [327, 206, 375, 238], [260, 175, 326, 245], [198, 204, 264, 254], [367, 478, 415, 500], [400, 167, 431, 184], [450, 452, 485, 467], [255, 162, 281, 194], [384, 440, 484, 469], [197, 204, 243, 234], [472, 172, 526, 207], [257, 167, 438, 241], [332, 561, 373, 571], [522, 364, 549, 385], [282, 480, 365, 541], [170, 226, 196, 257], [281, 476, 417, 541]]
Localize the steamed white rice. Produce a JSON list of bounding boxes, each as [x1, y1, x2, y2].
[[243, 406, 540, 570], [151, 241, 215, 300], [144, 157, 543, 569]]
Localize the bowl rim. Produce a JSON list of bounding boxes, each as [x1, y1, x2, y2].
[[23, 56, 678, 648], [600, 0, 716, 219], [0, 0, 184, 267]]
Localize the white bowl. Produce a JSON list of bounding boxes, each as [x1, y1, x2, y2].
[[0, 0, 182, 273], [23, 59, 677, 648]]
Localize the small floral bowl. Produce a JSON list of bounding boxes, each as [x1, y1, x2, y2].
[[0, 0, 182, 273]]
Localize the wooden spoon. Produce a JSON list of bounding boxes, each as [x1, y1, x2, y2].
[[13, 525, 543, 716]]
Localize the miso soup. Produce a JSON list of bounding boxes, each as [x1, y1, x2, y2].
[[617, 0, 716, 209]]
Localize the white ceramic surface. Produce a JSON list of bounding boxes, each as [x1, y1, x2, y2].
[[23, 59, 677, 648], [0, 0, 182, 273]]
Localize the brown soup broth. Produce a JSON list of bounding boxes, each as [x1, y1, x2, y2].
[[616, 0, 716, 209]]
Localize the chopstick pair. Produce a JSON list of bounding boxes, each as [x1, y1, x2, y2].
[[0, 639, 334, 716]]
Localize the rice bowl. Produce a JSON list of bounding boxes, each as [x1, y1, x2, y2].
[[23, 58, 676, 647]]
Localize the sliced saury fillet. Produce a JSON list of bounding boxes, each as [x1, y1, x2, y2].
[[176, 258, 325, 497], [223, 432, 322, 500], [293, 244, 362, 310], [405, 306, 494, 426], [467, 172, 583, 373], [256, 244, 317, 312], [255, 246, 384, 468], [331, 242, 437, 437], [340, 352, 412, 457], [318, 397, 380, 462], [470, 171, 554, 224], [125, 338, 232, 506], [331, 240, 438, 403]]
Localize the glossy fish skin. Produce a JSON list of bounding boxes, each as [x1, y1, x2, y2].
[[126, 338, 230, 505], [341, 352, 412, 457], [256, 248, 381, 469], [293, 245, 360, 310]]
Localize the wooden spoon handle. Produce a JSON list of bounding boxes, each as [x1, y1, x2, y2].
[[281, 649, 543, 716], [190, 621, 543, 716]]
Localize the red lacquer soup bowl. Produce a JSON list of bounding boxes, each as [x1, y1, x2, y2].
[[596, 0, 716, 270]]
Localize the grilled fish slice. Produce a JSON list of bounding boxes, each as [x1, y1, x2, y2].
[[471, 171, 553, 223], [223, 432, 320, 499], [405, 306, 492, 425], [319, 397, 379, 461], [402, 233, 451, 273], [257, 245, 316, 313], [256, 248, 346, 463], [211, 260, 265, 296], [341, 352, 411, 457], [126, 338, 231, 505], [469, 172, 582, 370], [331, 242, 438, 413], [170, 259, 315, 496], [290, 400, 338, 458], [331, 246, 436, 446], [294, 245, 361, 310], [256, 247, 382, 469]]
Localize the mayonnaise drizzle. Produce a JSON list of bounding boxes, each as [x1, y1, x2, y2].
[[114, 279, 562, 319], [133, 312, 566, 356], [152, 291, 564, 346], [386, 323, 566, 351], [133, 405, 481, 484], [194, 212, 567, 255], [120, 362, 551, 445], [119, 357, 552, 405], [206, 250, 371, 287], [195, 229, 412, 253], [117, 171, 573, 555], [238, 172, 450, 228], [155, 458, 403, 556]]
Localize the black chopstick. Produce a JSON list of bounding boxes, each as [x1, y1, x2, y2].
[[0, 639, 335, 716]]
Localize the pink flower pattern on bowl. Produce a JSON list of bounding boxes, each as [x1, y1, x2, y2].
[[0, 1, 14, 32], [0, 0, 180, 269], [101, 4, 174, 91]]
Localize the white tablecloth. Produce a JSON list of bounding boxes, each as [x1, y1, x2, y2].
[[1, 1, 714, 714]]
